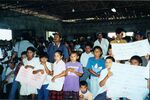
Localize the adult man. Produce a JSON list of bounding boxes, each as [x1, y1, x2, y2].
[[93, 32, 109, 57], [47, 32, 69, 63]]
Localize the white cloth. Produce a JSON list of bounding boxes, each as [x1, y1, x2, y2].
[[20, 57, 40, 95], [47, 60, 66, 91], [80, 52, 94, 67], [14, 40, 34, 58], [94, 38, 109, 57], [79, 90, 93, 100], [34, 62, 52, 85]]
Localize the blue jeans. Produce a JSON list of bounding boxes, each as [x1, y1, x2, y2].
[[9, 80, 19, 100], [37, 84, 49, 100], [94, 92, 106, 100]]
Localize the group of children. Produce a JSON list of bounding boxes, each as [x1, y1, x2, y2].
[[0, 44, 149, 100]]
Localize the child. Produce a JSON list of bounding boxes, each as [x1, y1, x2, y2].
[[9, 51, 27, 100], [63, 51, 83, 100], [79, 81, 92, 100], [47, 50, 66, 100], [20, 47, 40, 100], [86, 46, 105, 98], [33, 52, 53, 100], [94, 56, 115, 100], [80, 44, 94, 81], [3, 61, 16, 99]]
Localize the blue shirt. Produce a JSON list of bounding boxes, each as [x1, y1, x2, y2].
[[86, 57, 105, 76], [47, 42, 69, 63]]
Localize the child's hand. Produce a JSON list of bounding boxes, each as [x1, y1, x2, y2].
[[40, 70, 44, 74], [67, 68, 75, 72], [25, 65, 33, 69], [49, 70, 53, 76], [79, 94, 84, 99], [51, 76, 56, 82], [107, 71, 113, 78]]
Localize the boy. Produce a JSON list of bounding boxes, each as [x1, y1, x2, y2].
[[79, 81, 92, 100]]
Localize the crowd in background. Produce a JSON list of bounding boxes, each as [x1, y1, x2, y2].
[[0, 27, 149, 100]]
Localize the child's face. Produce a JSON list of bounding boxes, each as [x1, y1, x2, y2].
[[105, 59, 113, 69], [27, 50, 34, 59], [80, 85, 88, 92], [54, 52, 62, 61], [130, 59, 140, 66], [21, 54, 27, 61], [9, 63, 15, 69], [108, 49, 112, 56], [85, 46, 91, 53], [93, 49, 102, 58], [40, 57, 48, 64], [70, 53, 78, 62]]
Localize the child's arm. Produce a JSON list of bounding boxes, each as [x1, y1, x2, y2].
[[99, 70, 112, 87], [42, 63, 53, 75], [88, 69, 100, 77], [33, 69, 44, 74], [51, 71, 66, 82], [68, 68, 83, 76], [25, 65, 34, 69]]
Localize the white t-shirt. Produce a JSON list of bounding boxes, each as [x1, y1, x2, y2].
[[94, 38, 109, 57], [14, 40, 34, 58], [34, 62, 52, 85], [97, 68, 108, 95], [80, 52, 94, 67], [47, 60, 66, 91], [79, 90, 93, 100]]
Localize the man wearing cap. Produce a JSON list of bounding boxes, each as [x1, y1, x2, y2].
[[47, 32, 69, 63], [93, 32, 109, 57]]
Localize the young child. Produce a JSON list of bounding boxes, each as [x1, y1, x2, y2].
[[94, 56, 115, 100], [47, 50, 66, 100], [80, 44, 94, 81], [33, 52, 53, 100], [63, 51, 83, 100], [86, 46, 105, 98], [9, 51, 27, 100], [79, 81, 93, 100], [20, 47, 40, 100]]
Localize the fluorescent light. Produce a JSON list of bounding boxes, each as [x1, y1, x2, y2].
[[111, 8, 116, 12]]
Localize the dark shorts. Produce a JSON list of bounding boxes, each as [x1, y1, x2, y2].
[[63, 91, 79, 100], [49, 90, 63, 100]]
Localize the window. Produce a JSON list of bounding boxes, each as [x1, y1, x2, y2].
[[0, 29, 12, 41], [46, 31, 56, 41]]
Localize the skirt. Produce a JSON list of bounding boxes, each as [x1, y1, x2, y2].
[[63, 91, 79, 100]]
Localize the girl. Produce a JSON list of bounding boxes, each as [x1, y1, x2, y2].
[[63, 51, 83, 100], [20, 47, 40, 100], [86, 46, 105, 98], [95, 56, 115, 100], [47, 50, 66, 100], [33, 52, 53, 100]]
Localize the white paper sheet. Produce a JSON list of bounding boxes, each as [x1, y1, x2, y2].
[[112, 39, 150, 60], [15, 66, 46, 89], [106, 63, 149, 100]]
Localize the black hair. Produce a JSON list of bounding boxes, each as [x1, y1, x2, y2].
[[39, 52, 49, 59], [21, 51, 27, 56], [85, 44, 92, 48], [130, 55, 142, 65], [93, 46, 103, 56], [80, 81, 88, 87], [106, 56, 115, 62], [70, 51, 79, 56], [55, 50, 63, 56], [115, 28, 125, 34], [27, 47, 36, 52]]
